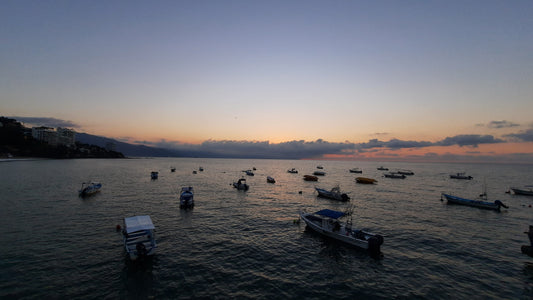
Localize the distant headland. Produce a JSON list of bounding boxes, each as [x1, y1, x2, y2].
[[0, 117, 125, 159]]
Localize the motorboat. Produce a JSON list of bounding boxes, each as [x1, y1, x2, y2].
[[349, 168, 362, 173], [170, 167, 176, 172], [199, 166, 204, 172], [122, 215, 157, 260], [244, 170, 254, 176], [441, 193, 508, 211], [179, 186, 194, 208], [313, 171, 326, 176], [151, 171, 158, 179], [233, 178, 249, 190], [356, 177, 377, 184], [450, 173, 473, 180], [303, 175, 319, 181], [509, 187, 533, 196], [377, 166, 389, 171], [267, 176, 276, 183], [78, 182, 102, 197], [397, 169, 414, 175], [316, 165, 324, 169], [300, 209, 383, 256], [287, 168, 298, 174], [315, 186, 350, 201], [383, 173, 406, 179]]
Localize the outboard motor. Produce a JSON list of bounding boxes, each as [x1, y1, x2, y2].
[[368, 235, 384, 256], [495, 200, 508, 209], [136, 242, 147, 257], [341, 193, 350, 201]]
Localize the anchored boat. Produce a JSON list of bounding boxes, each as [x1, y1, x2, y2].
[[441, 193, 508, 211], [78, 182, 102, 197], [179, 186, 194, 208], [315, 186, 350, 201], [300, 209, 383, 256], [122, 215, 157, 260]]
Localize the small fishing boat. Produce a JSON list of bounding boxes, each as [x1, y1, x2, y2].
[[356, 177, 377, 184], [441, 193, 508, 211], [179, 186, 194, 208], [151, 171, 158, 179], [509, 187, 533, 196], [267, 176, 276, 183], [377, 166, 389, 171], [315, 186, 350, 201], [287, 168, 298, 174], [233, 178, 249, 190], [383, 173, 405, 179], [397, 169, 414, 175], [244, 170, 254, 176], [349, 168, 362, 173], [300, 209, 384, 256], [122, 215, 157, 260], [170, 167, 176, 172], [317, 165, 324, 169], [78, 182, 102, 197], [303, 175, 318, 181], [199, 166, 204, 172], [313, 171, 326, 176], [450, 172, 473, 180]]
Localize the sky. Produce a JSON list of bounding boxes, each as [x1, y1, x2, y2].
[[1, 1, 533, 162]]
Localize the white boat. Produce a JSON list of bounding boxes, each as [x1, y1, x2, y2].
[[383, 173, 406, 179], [300, 209, 383, 256], [151, 171, 158, 179], [233, 178, 249, 190], [509, 187, 533, 196], [441, 193, 508, 211], [122, 215, 157, 260], [287, 168, 298, 174], [450, 172, 473, 180], [315, 186, 350, 201], [78, 182, 102, 197], [313, 170, 326, 176], [180, 186, 194, 208], [349, 168, 362, 173]]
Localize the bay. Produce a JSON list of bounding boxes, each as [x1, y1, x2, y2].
[[1, 158, 533, 299]]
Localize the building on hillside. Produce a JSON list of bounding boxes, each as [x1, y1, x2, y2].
[[32, 127, 76, 147], [105, 142, 117, 152]]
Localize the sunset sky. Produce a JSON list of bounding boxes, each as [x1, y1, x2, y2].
[[1, 1, 532, 162]]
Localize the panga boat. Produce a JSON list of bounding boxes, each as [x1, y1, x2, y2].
[[267, 176, 276, 183], [441, 193, 508, 211], [244, 170, 254, 176], [397, 169, 414, 175], [151, 171, 158, 179], [510, 187, 533, 196], [313, 170, 326, 176], [377, 166, 389, 171], [79, 182, 102, 197], [303, 175, 318, 181], [356, 177, 377, 184], [383, 173, 405, 179], [450, 173, 473, 180], [287, 168, 298, 174], [315, 186, 350, 201], [349, 168, 362, 173], [170, 167, 176, 172], [316, 165, 324, 169], [233, 178, 249, 190], [179, 186, 194, 208], [122, 215, 157, 260], [300, 209, 384, 256]]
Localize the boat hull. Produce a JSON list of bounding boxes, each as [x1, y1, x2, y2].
[[441, 193, 504, 211], [315, 188, 349, 201], [511, 188, 533, 196]]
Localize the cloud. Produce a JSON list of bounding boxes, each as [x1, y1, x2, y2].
[[487, 120, 520, 129], [504, 128, 533, 142], [10, 116, 80, 128], [436, 134, 504, 147]]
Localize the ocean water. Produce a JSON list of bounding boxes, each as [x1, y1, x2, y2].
[[1, 158, 533, 299]]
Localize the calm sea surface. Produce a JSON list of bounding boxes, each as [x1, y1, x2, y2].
[[1, 158, 533, 299]]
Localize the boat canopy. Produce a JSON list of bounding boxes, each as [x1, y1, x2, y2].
[[124, 215, 155, 234], [315, 209, 345, 219]]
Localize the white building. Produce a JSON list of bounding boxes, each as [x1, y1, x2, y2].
[[32, 127, 76, 147]]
